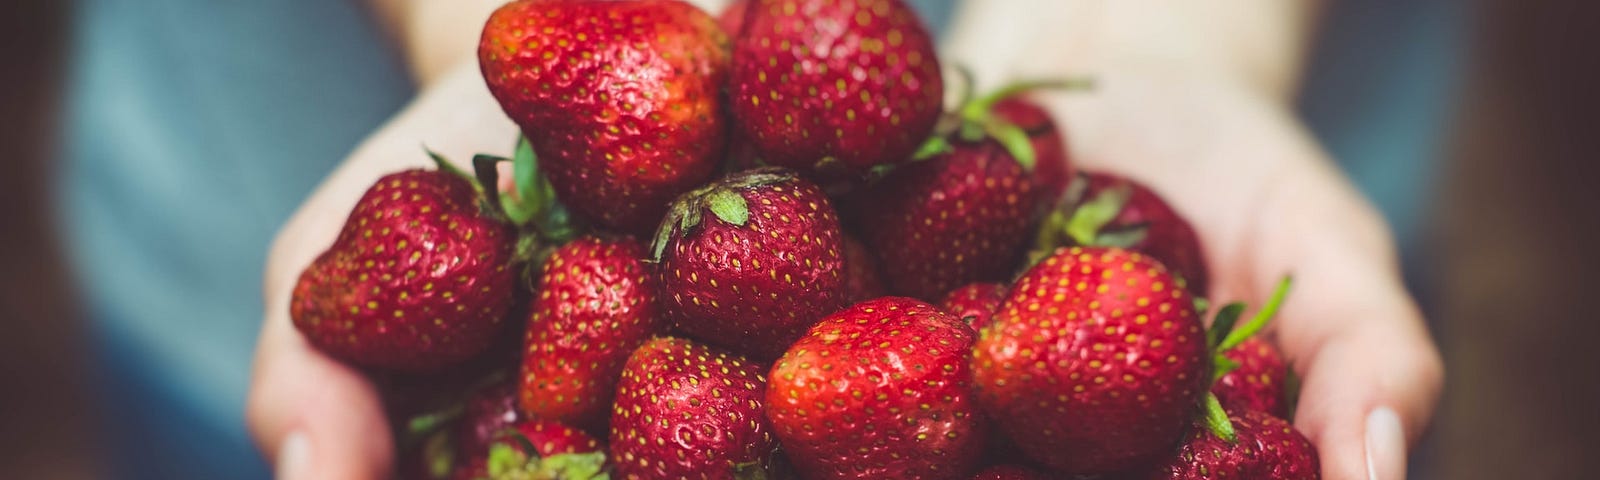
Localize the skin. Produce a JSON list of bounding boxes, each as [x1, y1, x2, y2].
[[247, 1, 1442, 478]]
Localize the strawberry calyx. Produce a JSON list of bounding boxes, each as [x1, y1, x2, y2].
[[1196, 276, 1294, 443], [1027, 173, 1149, 269], [649, 167, 796, 260], [730, 461, 770, 480], [479, 430, 609, 480], [945, 76, 1094, 171], [427, 147, 501, 219], [470, 136, 585, 286], [421, 429, 457, 480]]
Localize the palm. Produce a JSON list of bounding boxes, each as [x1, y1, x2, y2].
[[1030, 65, 1442, 479]]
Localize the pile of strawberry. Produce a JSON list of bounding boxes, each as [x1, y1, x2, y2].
[[289, 1, 1320, 479]]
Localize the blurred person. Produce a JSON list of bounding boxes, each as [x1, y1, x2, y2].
[[53, 0, 1468, 479], [61, 0, 410, 478], [249, 1, 1444, 479]]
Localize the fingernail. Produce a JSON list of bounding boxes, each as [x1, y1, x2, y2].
[[1364, 407, 1405, 480], [276, 431, 310, 480]]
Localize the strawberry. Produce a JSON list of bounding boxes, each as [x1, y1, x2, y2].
[[970, 247, 1209, 474], [453, 419, 608, 480], [1138, 408, 1319, 480], [479, 0, 729, 233], [938, 282, 1008, 331], [1212, 337, 1290, 419], [841, 234, 888, 303], [847, 141, 1039, 300], [989, 97, 1073, 205], [292, 161, 516, 372], [1035, 171, 1209, 295], [968, 465, 1051, 480], [767, 297, 985, 479], [728, 0, 943, 178], [609, 337, 776, 479], [519, 235, 665, 428], [453, 378, 523, 464], [652, 167, 846, 358]]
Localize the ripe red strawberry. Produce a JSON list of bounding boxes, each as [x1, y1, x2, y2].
[[519, 235, 664, 428], [452, 418, 607, 480], [453, 378, 522, 464], [968, 465, 1051, 480], [653, 168, 846, 358], [841, 234, 888, 303], [990, 97, 1072, 205], [1213, 337, 1290, 418], [971, 247, 1209, 474], [1139, 408, 1320, 480], [848, 142, 1038, 300], [768, 297, 985, 479], [292, 166, 516, 372], [728, 0, 943, 178], [1037, 171, 1210, 295], [610, 337, 776, 479], [479, 0, 729, 233], [938, 282, 1008, 331]]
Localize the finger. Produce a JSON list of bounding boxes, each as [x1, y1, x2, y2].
[[1234, 156, 1442, 479], [247, 302, 395, 480], [1294, 312, 1441, 480]]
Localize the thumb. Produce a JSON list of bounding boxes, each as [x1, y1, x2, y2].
[[247, 298, 395, 480], [1274, 256, 1443, 480]]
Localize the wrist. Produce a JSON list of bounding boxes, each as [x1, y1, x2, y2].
[[370, 0, 506, 86]]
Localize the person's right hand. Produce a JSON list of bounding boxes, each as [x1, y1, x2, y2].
[[246, 61, 518, 479]]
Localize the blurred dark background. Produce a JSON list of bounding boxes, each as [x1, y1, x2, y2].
[[0, 0, 100, 478], [2, 0, 1598, 479]]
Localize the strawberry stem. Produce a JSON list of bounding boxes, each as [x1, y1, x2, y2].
[[407, 404, 465, 437], [1063, 183, 1133, 246], [1205, 302, 1247, 351], [1201, 392, 1238, 444], [959, 76, 1095, 124], [911, 135, 953, 160], [473, 154, 513, 220], [1216, 276, 1293, 352], [426, 147, 477, 187], [985, 121, 1037, 171]]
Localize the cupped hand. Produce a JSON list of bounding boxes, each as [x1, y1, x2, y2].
[[944, 3, 1444, 478], [246, 62, 518, 479]]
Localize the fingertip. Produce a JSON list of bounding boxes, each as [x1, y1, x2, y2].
[[1293, 326, 1442, 480], [275, 431, 310, 480], [1364, 406, 1405, 480], [247, 314, 394, 479]]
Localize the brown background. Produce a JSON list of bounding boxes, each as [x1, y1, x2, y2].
[[2, 0, 1598, 478], [0, 1, 102, 479], [1430, 1, 1600, 478]]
